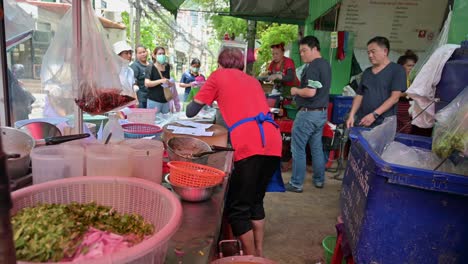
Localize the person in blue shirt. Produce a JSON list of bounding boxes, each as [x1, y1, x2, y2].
[[179, 58, 204, 101]]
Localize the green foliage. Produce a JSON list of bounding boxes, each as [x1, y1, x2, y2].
[[211, 16, 248, 40], [122, 11, 131, 41], [121, 11, 173, 50]]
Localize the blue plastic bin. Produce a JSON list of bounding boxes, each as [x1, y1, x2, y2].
[[331, 96, 353, 124], [341, 128, 468, 264]]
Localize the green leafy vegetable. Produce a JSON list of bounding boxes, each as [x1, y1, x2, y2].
[[12, 202, 154, 262]]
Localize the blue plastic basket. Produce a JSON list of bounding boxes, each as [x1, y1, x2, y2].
[[341, 128, 468, 264], [122, 123, 162, 139], [331, 96, 353, 124]]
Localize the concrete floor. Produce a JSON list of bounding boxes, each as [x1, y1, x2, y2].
[[262, 168, 343, 263]]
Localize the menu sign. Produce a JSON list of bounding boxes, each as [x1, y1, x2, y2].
[[338, 0, 448, 51]]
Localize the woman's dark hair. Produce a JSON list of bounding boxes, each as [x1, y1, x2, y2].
[[191, 58, 201, 66], [270, 42, 285, 52], [218, 48, 244, 71], [135, 44, 146, 52], [397, 50, 419, 65], [367, 36, 390, 53], [299, 36, 320, 51]]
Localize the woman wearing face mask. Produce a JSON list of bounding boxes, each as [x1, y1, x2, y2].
[[179, 58, 204, 101], [144, 47, 172, 114]]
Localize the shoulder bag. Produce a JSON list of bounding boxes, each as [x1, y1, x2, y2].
[[155, 64, 173, 101]]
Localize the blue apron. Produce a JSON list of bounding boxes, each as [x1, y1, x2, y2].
[[228, 112, 278, 147], [228, 112, 285, 192]]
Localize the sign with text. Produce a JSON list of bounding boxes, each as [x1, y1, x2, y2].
[[338, 0, 448, 51]]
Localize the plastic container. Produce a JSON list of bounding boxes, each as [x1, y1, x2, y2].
[[86, 145, 132, 177], [127, 108, 157, 124], [266, 94, 280, 108], [12, 176, 182, 264], [283, 104, 298, 120], [120, 139, 164, 184], [322, 236, 345, 264], [68, 114, 108, 132], [31, 145, 85, 184], [167, 161, 225, 187], [102, 112, 125, 143], [435, 41, 468, 112], [331, 96, 353, 124], [341, 128, 468, 264], [122, 123, 163, 139]]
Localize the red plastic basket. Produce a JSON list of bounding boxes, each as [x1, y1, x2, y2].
[[122, 123, 162, 139], [167, 161, 225, 188]]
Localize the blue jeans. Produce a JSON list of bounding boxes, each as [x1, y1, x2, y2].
[[147, 99, 169, 114], [290, 110, 327, 188]]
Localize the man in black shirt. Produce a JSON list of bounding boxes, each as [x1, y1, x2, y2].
[[285, 36, 332, 192], [346, 36, 406, 128]]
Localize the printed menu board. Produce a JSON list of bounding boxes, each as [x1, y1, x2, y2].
[[338, 0, 448, 51]]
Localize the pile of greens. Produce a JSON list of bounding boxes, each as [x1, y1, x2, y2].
[[12, 202, 154, 262]]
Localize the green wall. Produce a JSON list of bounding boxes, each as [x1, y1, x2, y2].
[[300, 0, 354, 95], [305, 0, 341, 34], [448, 0, 468, 44], [314, 30, 354, 95]]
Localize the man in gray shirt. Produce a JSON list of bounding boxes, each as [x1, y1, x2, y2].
[[285, 36, 332, 192], [346, 36, 406, 128]]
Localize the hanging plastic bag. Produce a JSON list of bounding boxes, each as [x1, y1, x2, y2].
[[432, 87, 468, 159], [41, 1, 135, 116]]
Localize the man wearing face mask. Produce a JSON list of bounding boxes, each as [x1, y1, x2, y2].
[[179, 58, 204, 101]]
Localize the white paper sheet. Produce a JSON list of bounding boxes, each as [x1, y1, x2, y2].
[[175, 120, 213, 129], [171, 127, 214, 136]]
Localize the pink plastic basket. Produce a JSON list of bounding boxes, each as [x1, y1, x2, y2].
[[12, 176, 182, 264], [122, 123, 163, 139]]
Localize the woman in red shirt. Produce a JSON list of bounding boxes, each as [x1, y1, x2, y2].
[[186, 48, 282, 257], [267, 42, 300, 95]]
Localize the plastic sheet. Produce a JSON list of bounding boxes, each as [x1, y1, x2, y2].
[[382, 141, 467, 175]]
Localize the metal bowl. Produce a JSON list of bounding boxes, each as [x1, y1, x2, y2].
[[1, 126, 35, 179], [167, 136, 212, 165], [165, 174, 218, 202]]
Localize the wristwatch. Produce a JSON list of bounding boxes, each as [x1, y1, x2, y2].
[[372, 111, 380, 119]]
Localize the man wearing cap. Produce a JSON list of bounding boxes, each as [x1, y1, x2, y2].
[[113, 41, 135, 95]]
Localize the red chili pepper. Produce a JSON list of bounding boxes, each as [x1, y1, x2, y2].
[[75, 89, 135, 115]]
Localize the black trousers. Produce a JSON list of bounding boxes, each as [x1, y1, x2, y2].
[[225, 155, 281, 237]]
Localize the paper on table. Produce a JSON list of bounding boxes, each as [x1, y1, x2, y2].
[[172, 127, 214, 136], [176, 120, 213, 129]]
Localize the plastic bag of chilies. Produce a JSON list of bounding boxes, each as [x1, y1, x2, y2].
[[41, 1, 135, 116], [432, 87, 468, 159]]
